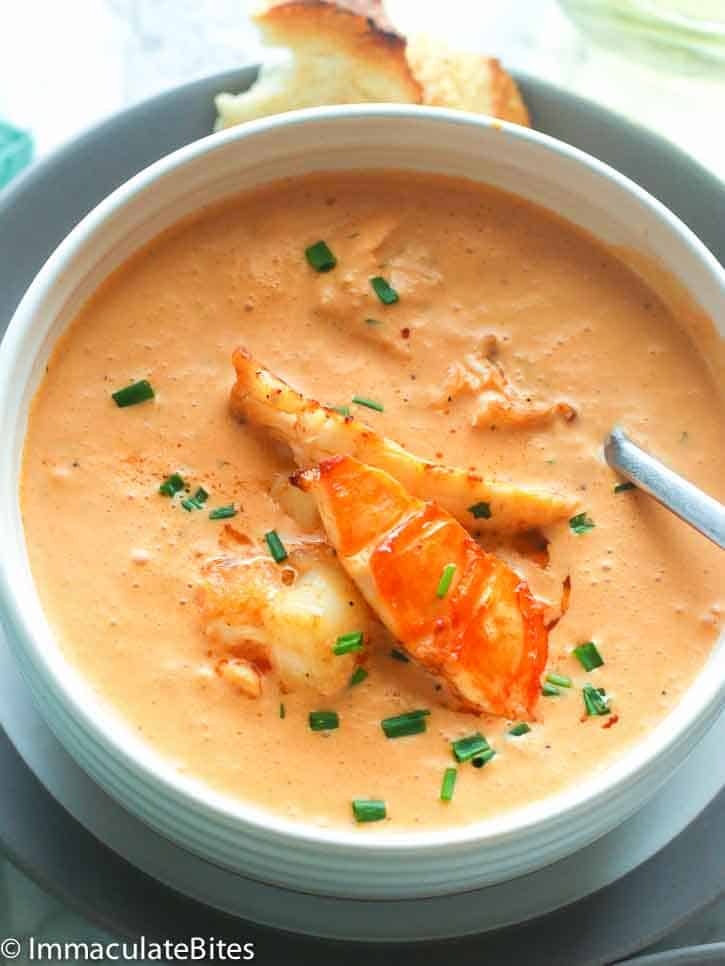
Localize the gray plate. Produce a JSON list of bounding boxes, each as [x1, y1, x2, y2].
[[628, 944, 725, 965], [1, 67, 724, 965]]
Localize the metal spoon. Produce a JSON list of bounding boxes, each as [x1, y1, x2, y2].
[[604, 426, 725, 551]]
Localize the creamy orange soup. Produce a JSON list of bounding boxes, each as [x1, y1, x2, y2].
[[21, 172, 725, 830]]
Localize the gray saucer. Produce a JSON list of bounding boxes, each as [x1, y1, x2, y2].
[[631, 945, 725, 965], [1, 67, 724, 965]]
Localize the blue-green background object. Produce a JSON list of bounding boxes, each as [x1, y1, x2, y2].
[[0, 120, 34, 189]]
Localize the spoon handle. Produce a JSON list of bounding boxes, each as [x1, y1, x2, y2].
[[604, 427, 725, 551]]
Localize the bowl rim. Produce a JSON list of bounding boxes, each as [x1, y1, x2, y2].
[[1, 102, 724, 859]]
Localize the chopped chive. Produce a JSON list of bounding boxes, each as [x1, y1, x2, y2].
[[181, 487, 209, 512], [436, 563, 457, 599], [440, 767, 457, 802], [583, 684, 610, 716], [352, 395, 384, 412], [365, 317, 383, 326], [370, 276, 399, 305], [508, 722, 531, 737], [265, 530, 288, 563], [542, 682, 560, 697], [305, 240, 336, 272], [309, 710, 339, 731], [352, 799, 386, 823], [209, 504, 237, 520], [472, 748, 496, 768], [574, 641, 604, 671], [569, 512, 595, 535], [331, 405, 351, 417], [614, 481, 636, 493], [468, 501, 492, 520], [546, 672, 572, 689], [112, 379, 154, 408], [381, 709, 430, 739], [350, 666, 368, 687], [279, 702, 286, 719], [159, 473, 184, 497], [451, 732, 490, 763], [390, 647, 410, 663], [333, 631, 364, 656]]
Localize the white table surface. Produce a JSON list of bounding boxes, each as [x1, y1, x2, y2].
[[1, 1, 724, 960]]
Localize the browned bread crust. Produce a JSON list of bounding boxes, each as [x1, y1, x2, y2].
[[261, 0, 401, 40], [406, 33, 530, 126]]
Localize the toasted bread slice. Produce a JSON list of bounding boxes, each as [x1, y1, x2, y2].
[[215, 0, 529, 130], [215, 1, 420, 129], [406, 33, 529, 127]]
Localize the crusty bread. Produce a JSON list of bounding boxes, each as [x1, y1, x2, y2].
[[215, 1, 420, 129], [215, 0, 529, 130], [405, 33, 529, 127]]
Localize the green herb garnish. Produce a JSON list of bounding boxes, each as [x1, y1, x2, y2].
[[365, 317, 383, 326], [309, 710, 339, 731], [546, 672, 572, 689], [305, 240, 337, 272], [352, 799, 386, 823], [583, 684, 610, 716], [331, 405, 351, 417], [440, 767, 457, 802], [333, 631, 364, 656], [181, 487, 209, 512], [569, 512, 595, 535], [279, 703, 286, 719], [350, 666, 368, 687], [508, 722, 531, 737], [381, 709, 430, 739], [370, 276, 399, 305], [436, 563, 456, 599], [468, 501, 492, 520], [541, 682, 560, 697], [451, 732, 490, 763], [390, 648, 410, 663], [209, 504, 237, 520], [352, 395, 384, 412], [614, 481, 636, 493], [472, 749, 496, 768], [265, 530, 288, 563], [574, 641, 604, 671], [112, 379, 154, 408], [159, 473, 184, 497]]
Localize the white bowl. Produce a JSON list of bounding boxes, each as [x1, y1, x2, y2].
[[1, 105, 723, 902]]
